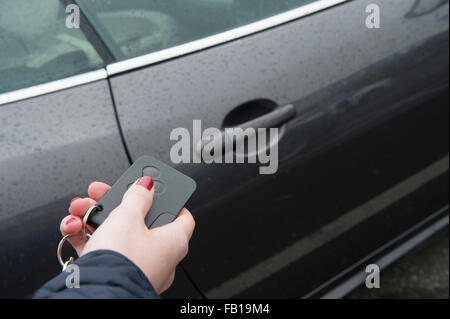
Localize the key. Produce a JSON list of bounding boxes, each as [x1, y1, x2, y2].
[[86, 155, 197, 229]]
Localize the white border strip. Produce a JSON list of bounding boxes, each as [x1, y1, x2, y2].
[[0, 69, 107, 106], [106, 0, 348, 75]]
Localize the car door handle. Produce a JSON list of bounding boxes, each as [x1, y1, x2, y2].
[[235, 103, 296, 130], [195, 104, 296, 155]]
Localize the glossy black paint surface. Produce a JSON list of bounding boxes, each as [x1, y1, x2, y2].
[[0, 0, 448, 298], [178, 27, 449, 298]]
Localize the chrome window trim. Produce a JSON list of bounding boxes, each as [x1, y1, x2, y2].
[[107, 0, 348, 75], [0, 69, 107, 106], [0, 0, 347, 105]]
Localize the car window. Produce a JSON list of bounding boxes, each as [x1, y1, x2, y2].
[[76, 0, 317, 61], [0, 0, 105, 94]]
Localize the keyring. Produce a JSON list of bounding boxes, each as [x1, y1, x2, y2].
[[57, 204, 97, 271], [82, 205, 98, 238], [57, 233, 92, 270]]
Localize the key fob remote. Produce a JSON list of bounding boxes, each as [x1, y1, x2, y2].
[[87, 155, 197, 229]]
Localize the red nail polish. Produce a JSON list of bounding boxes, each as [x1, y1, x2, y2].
[[71, 197, 81, 204], [136, 176, 154, 191], [66, 217, 77, 225]]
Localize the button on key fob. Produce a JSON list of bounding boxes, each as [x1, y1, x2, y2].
[[87, 156, 197, 229]]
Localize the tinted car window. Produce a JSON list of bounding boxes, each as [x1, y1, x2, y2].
[[77, 0, 316, 61], [0, 0, 104, 94]]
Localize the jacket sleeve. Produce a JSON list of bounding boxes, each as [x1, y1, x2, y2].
[[33, 250, 159, 299]]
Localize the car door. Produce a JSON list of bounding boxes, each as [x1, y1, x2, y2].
[[77, 0, 448, 297], [0, 0, 133, 297]]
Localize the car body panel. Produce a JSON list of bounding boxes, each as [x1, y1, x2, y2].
[[0, 0, 448, 298], [0, 80, 130, 297], [108, 0, 449, 297]]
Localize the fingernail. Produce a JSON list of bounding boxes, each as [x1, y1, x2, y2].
[[136, 176, 154, 191], [70, 197, 81, 204], [66, 217, 77, 225]]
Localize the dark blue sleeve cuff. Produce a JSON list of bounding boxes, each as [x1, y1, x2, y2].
[[34, 250, 159, 299]]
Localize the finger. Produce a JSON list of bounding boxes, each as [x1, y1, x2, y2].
[[88, 181, 111, 202], [170, 208, 196, 240], [60, 215, 82, 236], [119, 176, 155, 220], [149, 210, 193, 265], [60, 215, 86, 255], [69, 197, 97, 217]]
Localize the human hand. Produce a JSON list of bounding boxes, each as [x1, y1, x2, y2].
[[60, 177, 195, 294]]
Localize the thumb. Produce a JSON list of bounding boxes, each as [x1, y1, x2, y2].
[[118, 176, 155, 220]]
